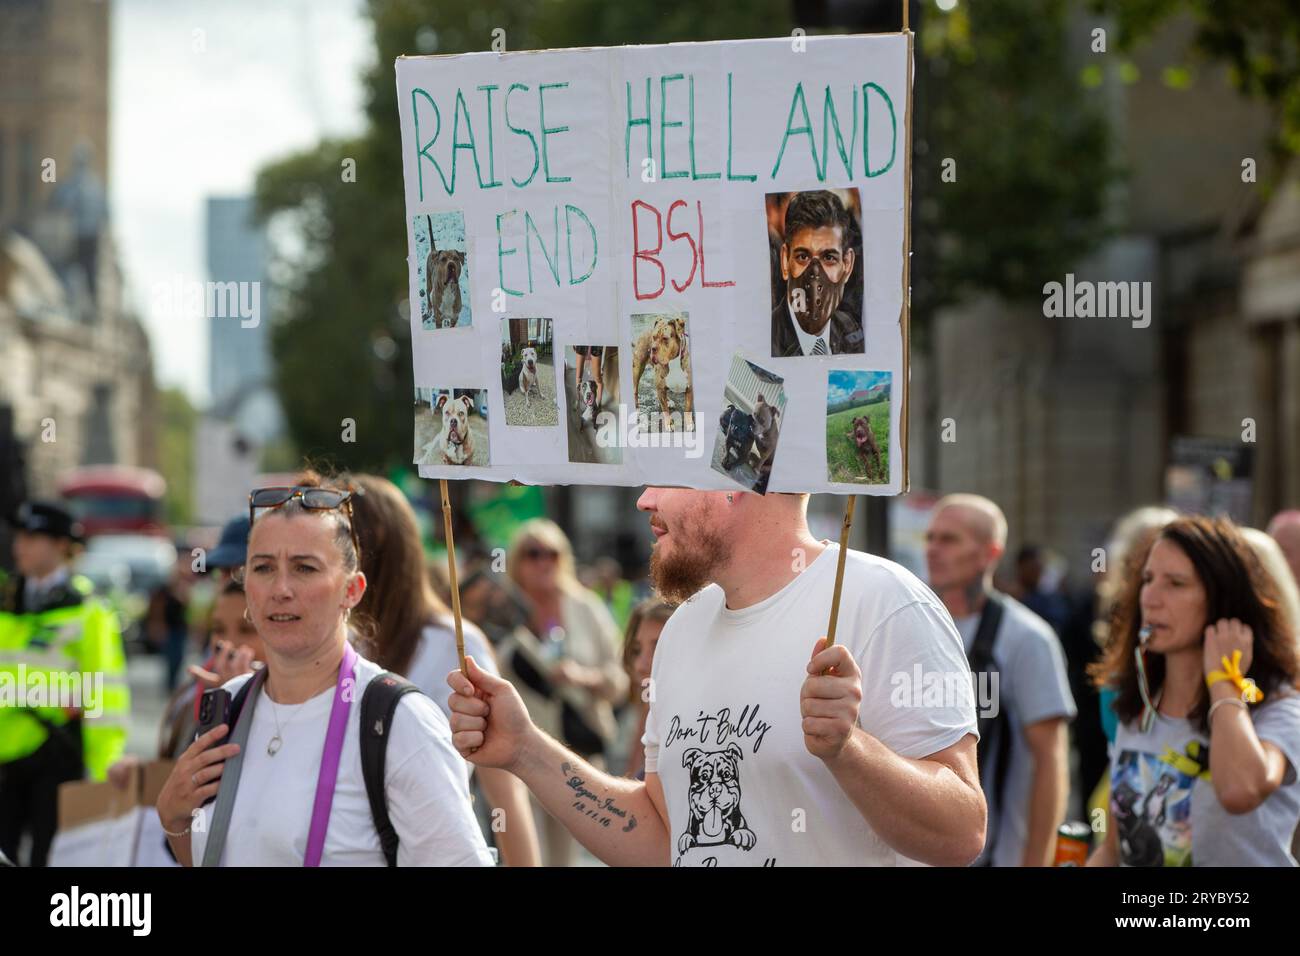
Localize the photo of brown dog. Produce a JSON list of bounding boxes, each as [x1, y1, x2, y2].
[[413, 212, 471, 330], [826, 370, 890, 484], [414, 387, 490, 466], [631, 312, 694, 432]]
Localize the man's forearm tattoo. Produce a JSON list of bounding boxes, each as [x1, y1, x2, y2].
[[561, 761, 638, 832]]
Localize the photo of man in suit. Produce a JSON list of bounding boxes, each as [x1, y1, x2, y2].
[[770, 189, 865, 357]]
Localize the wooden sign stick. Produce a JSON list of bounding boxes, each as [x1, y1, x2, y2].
[[439, 478, 467, 672], [825, 495, 857, 647]]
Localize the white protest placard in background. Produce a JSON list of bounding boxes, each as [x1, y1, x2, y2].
[[397, 34, 910, 495]]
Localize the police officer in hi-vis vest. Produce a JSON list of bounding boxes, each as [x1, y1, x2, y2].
[[0, 501, 130, 866]]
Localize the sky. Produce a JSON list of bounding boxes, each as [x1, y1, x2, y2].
[[110, 0, 371, 404], [828, 369, 890, 406]]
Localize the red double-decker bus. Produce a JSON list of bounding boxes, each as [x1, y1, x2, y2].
[[58, 465, 168, 539]]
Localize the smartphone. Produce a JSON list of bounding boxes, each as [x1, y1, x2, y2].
[[194, 688, 233, 809], [195, 688, 232, 744]]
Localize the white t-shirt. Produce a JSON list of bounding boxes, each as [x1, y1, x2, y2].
[[404, 618, 497, 724], [644, 542, 979, 866], [191, 653, 493, 866]]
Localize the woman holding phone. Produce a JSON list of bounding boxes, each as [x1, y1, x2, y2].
[[156, 474, 492, 866]]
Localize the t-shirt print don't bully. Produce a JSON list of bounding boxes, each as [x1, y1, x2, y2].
[[643, 544, 979, 867], [669, 706, 772, 858]]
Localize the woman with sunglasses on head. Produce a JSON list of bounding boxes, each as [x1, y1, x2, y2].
[[347, 473, 540, 866], [1087, 515, 1300, 867], [505, 518, 626, 867], [155, 473, 493, 867]]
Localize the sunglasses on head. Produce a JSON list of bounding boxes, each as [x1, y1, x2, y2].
[[248, 486, 361, 559]]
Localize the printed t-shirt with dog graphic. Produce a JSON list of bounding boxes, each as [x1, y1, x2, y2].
[[1109, 690, 1300, 866], [643, 543, 978, 866]]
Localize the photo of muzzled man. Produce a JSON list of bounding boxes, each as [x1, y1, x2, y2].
[[712, 354, 787, 495], [564, 345, 622, 465], [413, 212, 470, 330], [631, 311, 694, 433], [768, 188, 864, 357], [414, 387, 490, 466], [826, 370, 891, 484], [501, 318, 558, 427]]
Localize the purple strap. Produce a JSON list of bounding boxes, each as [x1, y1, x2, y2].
[[304, 642, 357, 867]]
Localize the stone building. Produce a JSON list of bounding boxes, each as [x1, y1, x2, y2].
[[0, 0, 157, 521]]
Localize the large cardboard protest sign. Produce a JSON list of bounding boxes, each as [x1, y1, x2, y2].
[[397, 34, 910, 494]]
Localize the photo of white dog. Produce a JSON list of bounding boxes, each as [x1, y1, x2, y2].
[[414, 388, 490, 466], [501, 318, 558, 427]]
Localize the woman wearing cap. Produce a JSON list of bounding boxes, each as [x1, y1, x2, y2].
[[110, 577, 265, 794], [155, 474, 492, 866], [1088, 515, 1300, 866]]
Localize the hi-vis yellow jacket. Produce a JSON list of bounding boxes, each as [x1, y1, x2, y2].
[[0, 572, 130, 780]]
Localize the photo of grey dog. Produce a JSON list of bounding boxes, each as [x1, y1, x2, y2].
[[425, 239, 465, 329]]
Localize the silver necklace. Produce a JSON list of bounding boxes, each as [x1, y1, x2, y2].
[[265, 693, 305, 756], [264, 668, 340, 756]]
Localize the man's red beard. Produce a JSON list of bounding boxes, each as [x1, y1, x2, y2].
[[649, 520, 729, 604]]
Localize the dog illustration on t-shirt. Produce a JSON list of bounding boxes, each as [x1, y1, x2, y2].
[[678, 743, 756, 854]]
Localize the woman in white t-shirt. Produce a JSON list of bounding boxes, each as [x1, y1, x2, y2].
[[155, 476, 493, 867], [1088, 515, 1300, 867], [348, 473, 540, 866]]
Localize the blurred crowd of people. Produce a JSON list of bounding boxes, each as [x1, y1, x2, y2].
[[2, 475, 1298, 868]]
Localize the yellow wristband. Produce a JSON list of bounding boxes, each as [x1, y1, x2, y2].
[[1206, 650, 1265, 704]]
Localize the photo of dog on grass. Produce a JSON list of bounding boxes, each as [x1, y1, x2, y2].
[[826, 370, 890, 484], [631, 311, 694, 433], [414, 387, 490, 466], [711, 353, 787, 495], [413, 212, 471, 330], [501, 318, 558, 427]]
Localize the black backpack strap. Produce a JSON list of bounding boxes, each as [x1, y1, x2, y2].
[[360, 672, 422, 867], [966, 592, 1012, 864], [967, 592, 1004, 675], [229, 674, 257, 724]]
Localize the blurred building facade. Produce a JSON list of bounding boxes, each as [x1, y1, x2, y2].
[[193, 196, 284, 525], [912, 12, 1297, 587], [0, 0, 157, 536]]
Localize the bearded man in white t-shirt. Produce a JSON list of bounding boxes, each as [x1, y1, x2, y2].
[[448, 489, 986, 866]]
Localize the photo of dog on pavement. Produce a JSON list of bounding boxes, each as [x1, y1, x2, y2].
[[711, 353, 787, 494], [501, 318, 558, 427], [565, 345, 622, 464], [413, 212, 471, 330], [414, 387, 490, 466], [826, 369, 890, 484], [631, 311, 694, 433]]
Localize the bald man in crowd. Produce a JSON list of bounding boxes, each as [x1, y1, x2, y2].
[[1267, 510, 1300, 591], [925, 494, 1076, 866]]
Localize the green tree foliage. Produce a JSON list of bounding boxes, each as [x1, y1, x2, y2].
[[1091, 0, 1300, 155], [914, 0, 1117, 314], [157, 387, 196, 526]]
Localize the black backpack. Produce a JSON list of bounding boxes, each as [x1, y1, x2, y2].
[[966, 592, 1012, 866], [227, 670, 421, 867]]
